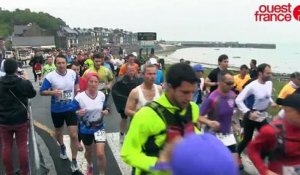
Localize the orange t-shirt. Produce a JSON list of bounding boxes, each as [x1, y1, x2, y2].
[[118, 63, 139, 76]]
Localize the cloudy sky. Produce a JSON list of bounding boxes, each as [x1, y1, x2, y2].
[[1, 0, 299, 44]]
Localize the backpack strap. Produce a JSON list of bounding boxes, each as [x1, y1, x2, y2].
[[142, 101, 194, 157], [268, 120, 285, 160]]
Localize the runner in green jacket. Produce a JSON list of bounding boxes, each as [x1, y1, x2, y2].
[[121, 63, 200, 175]]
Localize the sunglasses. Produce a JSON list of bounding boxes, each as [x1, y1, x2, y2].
[[224, 81, 234, 86]]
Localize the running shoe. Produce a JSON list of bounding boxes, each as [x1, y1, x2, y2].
[[59, 144, 68, 160], [71, 159, 79, 172]]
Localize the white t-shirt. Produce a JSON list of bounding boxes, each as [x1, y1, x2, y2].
[[75, 91, 106, 134], [40, 69, 78, 112], [235, 80, 273, 114]]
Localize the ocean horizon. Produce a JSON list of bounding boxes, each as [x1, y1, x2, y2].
[[160, 42, 300, 74]]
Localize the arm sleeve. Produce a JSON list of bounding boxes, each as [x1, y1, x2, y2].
[[40, 78, 52, 93], [235, 84, 252, 114], [269, 82, 274, 103], [247, 125, 277, 175], [200, 98, 212, 116], [121, 109, 158, 172], [73, 98, 80, 111], [207, 71, 214, 82]]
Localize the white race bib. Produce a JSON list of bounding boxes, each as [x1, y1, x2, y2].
[[216, 133, 236, 146], [283, 165, 300, 175], [57, 90, 73, 102], [35, 70, 42, 74], [94, 129, 106, 142]]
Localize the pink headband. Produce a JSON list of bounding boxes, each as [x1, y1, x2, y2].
[[85, 72, 100, 82]]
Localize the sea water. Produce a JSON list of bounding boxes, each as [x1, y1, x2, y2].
[[163, 42, 300, 73]]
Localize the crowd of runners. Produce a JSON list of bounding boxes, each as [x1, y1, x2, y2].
[[0, 48, 300, 175]]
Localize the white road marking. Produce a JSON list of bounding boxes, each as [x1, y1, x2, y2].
[[63, 132, 131, 175]]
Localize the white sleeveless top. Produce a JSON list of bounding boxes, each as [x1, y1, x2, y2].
[[136, 84, 160, 110]]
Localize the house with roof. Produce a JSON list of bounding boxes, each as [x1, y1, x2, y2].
[[56, 26, 78, 50], [12, 23, 55, 49], [74, 28, 98, 50]]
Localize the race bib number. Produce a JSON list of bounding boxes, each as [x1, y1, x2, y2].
[[94, 129, 106, 142], [57, 90, 73, 102], [216, 133, 236, 146], [35, 70, 42, 75], [283, 165, 300, 175]]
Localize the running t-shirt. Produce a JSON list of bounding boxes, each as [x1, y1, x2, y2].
[[74, 91, 106, 134], [200, 89, 236, 134], [208, 67, 221, 92], [277, 81, 297, 103], [42, 64, 56, 76], [235, 80, 273, 114], [155, 69, 164, 85], [234, 74, 251, 93], [83, 66, 114, 90], [84, 58, 94, 69], [40, 69, 78, 113], [118, 63, 139, 76]]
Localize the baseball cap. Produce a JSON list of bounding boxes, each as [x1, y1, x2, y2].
[[192, 64, 204, 72], [148, 58, 158, 65], [170, 133, 238, 175], [131, 52, 137, 57], [282, 94, 300, 112]]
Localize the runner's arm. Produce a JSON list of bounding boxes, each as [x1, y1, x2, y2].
[[39, 78, 60, 96], [205, 77, 218, 87], [247, 125, 277, 175], [199, 98, 220, 130], [121, 108, 159, 172], [235, 84, 252, 114], [125, 89, 138, 117]]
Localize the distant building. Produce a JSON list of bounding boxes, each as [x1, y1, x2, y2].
[[12, 23, 55, 49], [56, 26, 78, 50], [14, 23, 50, 37], [94, 27, 112, 47], [12, 36, 55, 49], [75, 28, 98, 50]]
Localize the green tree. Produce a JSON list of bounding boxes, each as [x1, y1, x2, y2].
[[0, 8, 67, 37]]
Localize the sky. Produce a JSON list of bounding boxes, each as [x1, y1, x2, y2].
[[1, 0, 300, 44]]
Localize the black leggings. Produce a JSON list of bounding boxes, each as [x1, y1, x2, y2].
[[32, 69, 37, 82], [237, 112, 268, 155]]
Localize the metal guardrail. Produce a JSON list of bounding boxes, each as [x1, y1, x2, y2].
[[28, 100, 41, 175]]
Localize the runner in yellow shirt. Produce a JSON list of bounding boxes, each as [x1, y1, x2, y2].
[[233, 64, 251, 93]]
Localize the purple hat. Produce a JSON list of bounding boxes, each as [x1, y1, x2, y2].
[[170, 133, 238, 175], [192, 64, 204, 72]]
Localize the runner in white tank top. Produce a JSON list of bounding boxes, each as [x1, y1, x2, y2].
[[125, 64, 162, 117], [136, 84, 160, 110]]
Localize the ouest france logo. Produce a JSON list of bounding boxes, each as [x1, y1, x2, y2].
[[254, 3, 300, 22]]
